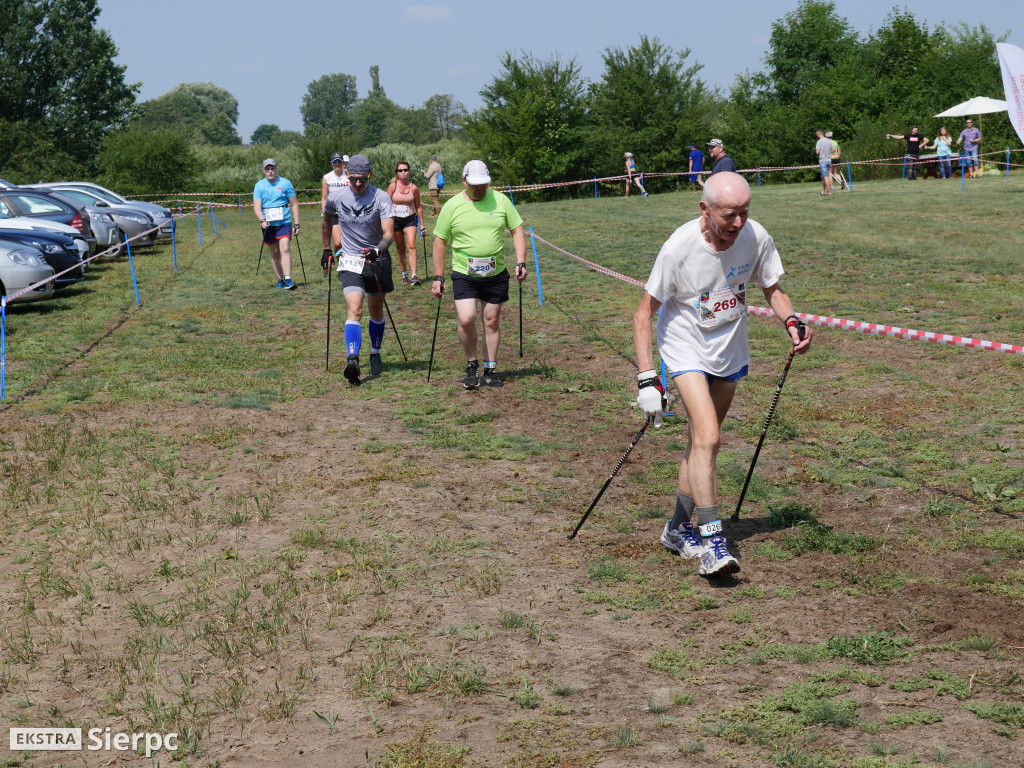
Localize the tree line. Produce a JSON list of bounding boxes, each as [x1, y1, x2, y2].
[[0, 0, 1015, 193]]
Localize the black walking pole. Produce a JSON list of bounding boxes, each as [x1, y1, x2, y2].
[[325, 263, 333, 371], [294, 230, 307, 283], [256, 239, 264, 276], [732, 326, 806, 522], [426, 296, 441, 382], [518, 277, 524, 357], [568, 420, 651, 540]]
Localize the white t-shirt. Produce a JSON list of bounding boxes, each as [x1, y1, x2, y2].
[[323, 169, 349, 191], [645, 218, 785, 376]]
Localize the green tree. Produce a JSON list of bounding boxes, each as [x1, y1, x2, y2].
[[138, 82, 241, 145], [98, 126, 200, 194], [423, 94, 466, 138], [0, 0, 139, 162], [589, 36, 713, 178], [301, 73, 359, 131], [465, 52, 589, 185], [251, 124, 282, 144]]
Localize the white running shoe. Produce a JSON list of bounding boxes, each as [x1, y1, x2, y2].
[[698, 535, 740, 576], [661, 521, 703, 559]]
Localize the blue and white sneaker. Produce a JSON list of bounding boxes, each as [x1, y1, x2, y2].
[[275, 279, 285, 289], [698, 535, 740, 576], [661, 521, 703, 558], [283, 278, 296, 290]]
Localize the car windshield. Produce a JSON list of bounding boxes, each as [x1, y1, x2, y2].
[[52, 189, 97, 207], [85, 188, 121, 204], [8, 193, 66, 214]]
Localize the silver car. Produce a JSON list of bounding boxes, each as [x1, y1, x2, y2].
[[0, 240, 55, 303], [44, 188, 155, 254], [29, 182, 174, 241]]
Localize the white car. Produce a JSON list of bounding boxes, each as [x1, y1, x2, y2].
[[0, 240, 55, 303]]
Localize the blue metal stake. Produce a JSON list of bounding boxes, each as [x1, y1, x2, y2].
[[508, 184, 514, 206], [528, 227, 544, 306], [171, 217, 178, 271], [594, 176, 598, 198], [1007, 147, 1011, 178], [197, 209, 203, 246], [237, 194, 241, 213], [125, 238, 141, 305], [902, 155, 907, 180], [961, 159, 965, 191], [210, 204, 218, 236], [177, 198, 182, 215], [846, 160, 853, 190], [757, 167, 761, 189]]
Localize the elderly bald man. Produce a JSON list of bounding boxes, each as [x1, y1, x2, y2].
[[632, 172, 812, 577]]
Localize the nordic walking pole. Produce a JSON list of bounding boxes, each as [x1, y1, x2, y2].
[[568, 420, 651, 540], [426, 296, 441, 382], [732, 325, 806, 522], [518, 274, 524, 357], [369, 259, 408, 363], [256, 239, 265, 276], [325, 260, 333, 371], [294, 230, 307, 283]]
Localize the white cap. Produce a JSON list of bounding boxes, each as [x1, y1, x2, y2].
[[343, 154, 350, 162], [462, 160, 491, 185]]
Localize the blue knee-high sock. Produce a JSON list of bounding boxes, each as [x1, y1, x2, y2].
[[345, 321, 362, 357], [368, 318, 385, 354]]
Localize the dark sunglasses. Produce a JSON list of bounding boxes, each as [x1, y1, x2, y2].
[[332, 160, 344, 164], [397, 168, 410, 172], [349, 176, 369, 184]]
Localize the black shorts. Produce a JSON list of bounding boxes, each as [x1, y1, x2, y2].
[[337, 252, 394, 295], [394, 213, 417, 231], [452, 269, 510, 304]]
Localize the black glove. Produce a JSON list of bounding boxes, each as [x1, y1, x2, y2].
[[321, 248, 333, 274], [362, 247, 382, 263]]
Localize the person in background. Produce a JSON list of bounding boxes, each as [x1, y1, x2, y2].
[[624, 152, 647, 198], [386, 160, 426, 286], [826, 132, 846, 190], [814, 129, 834, 197], [253, 158, 300, 290], [321, 153, 349, 252], [885, 126, 927, 180], [957, 118, 982, 178], [699, 139, 736, 186], [924, 128, 954, 179], [687, 144, 704, 193], [422, 155, 443, 217]]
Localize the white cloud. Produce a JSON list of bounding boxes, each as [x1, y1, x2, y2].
[[403, 5, 452, 23]]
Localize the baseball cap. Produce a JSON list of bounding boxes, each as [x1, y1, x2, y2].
[[330, 152, 343, 162], [462, 160, 490, 185], [343, 154, 350, 162], [347, 154, 372, 175], [707, 139, 723, 148], [688, 144, 696, 149], [430, 154, 437, 160], [825, 131, 833, 138], [262, 158, 276, 169]]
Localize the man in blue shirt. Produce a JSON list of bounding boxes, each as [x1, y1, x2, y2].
[[688, 144, 704, 192], [253, 159, 300, 289]]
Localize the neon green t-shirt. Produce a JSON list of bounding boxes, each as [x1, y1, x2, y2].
[[434, 189, 524, 278]]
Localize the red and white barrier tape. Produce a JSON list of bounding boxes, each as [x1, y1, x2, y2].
[[530, 230, 1024, 357]]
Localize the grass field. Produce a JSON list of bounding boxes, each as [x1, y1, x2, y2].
[[1, 175, 1023, 767]]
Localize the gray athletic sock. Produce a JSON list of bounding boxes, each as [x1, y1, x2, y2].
[[669, 492, 695, 530], [695, 505, 723, 539]]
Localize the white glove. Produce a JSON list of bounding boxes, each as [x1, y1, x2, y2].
[[636, 370, 665, 427]]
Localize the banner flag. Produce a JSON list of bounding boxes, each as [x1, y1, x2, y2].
[[997, 43, 1024, 146]]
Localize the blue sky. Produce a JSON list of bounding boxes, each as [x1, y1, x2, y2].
[[97, 1, 1022, 143]]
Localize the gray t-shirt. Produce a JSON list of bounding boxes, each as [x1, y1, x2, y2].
[[323, 184, 394, 257], [815, 137, 834, 161]]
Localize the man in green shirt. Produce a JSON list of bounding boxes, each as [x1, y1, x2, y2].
[[430, 160, 527, 389]]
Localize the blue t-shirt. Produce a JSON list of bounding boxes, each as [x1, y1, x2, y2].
[[689, 149, 704, 173], [253, 177, 296, 225], [323, 185, 394, 255]]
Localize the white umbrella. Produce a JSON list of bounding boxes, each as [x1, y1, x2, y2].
[[934, 96, 1008, 117]]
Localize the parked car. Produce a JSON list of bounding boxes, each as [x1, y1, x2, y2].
[[28, 182, 174, 241], [0, 189, 96, 252], [0, 227, 85, 287], [0, 207, 90, 257], [0, 239, 55, 303], [42, 188, 158, 251]]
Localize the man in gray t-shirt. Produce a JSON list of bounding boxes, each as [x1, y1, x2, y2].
[[814, 129, 834, 197], [320, 154, 395, 385]]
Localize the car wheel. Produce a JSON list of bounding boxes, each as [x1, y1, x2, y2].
[[109, 229, 126, 257]]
